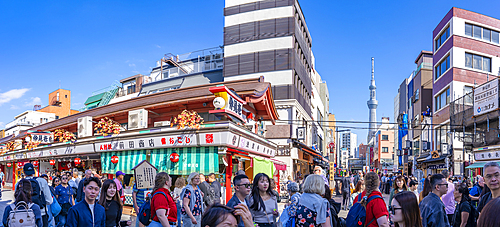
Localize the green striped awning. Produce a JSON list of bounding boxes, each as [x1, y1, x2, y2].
[[150, 147, 219, 175], [101, 150, 147, 174]]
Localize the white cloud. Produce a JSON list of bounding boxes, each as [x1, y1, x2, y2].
[[128, 63, 136, 67], [0, 122, 4, 128], [0, 88, 30, 105], [25, 97, 43, 107], [155, 44, 161, 49], [10, 105, 19, 110]]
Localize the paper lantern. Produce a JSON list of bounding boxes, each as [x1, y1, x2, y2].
[[111, 155, 119, 164], [32, 160, 39, 167], [6, 163, 12, 168], [170, 152, 179, 163], [49, 160, 56, 166], [74, 158, 81, 165], [17, 162, 23, 168]]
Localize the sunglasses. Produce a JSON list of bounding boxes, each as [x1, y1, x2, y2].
[[237, 183, 252, 188], [388, 205, 402, 215]]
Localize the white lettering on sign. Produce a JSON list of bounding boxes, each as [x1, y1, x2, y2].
[[226, 95, 244, 120], [96, 134, 196, 152], [30, 134, 54, 144], [474, 78, 498, 116], [232, 133, 276, 157]]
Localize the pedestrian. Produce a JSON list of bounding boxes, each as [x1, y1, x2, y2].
[[452, 183, 475, 227], [340, 172, 351, 210], [227, 174, 252, 227], [235, 170, 246, 176], [248, 173, 279, 227], [55, 174, 75, 227], [97, 179, 131, 227], [0, 170, 4, 199], [419, 174, 450, 227], [349, 180, 364, 209], [68, 172, 78, 199], [113, 171, 125, 203], [389, 191, 422, 227], [181, 172, 204, 227], [352, 171, 389, 227], [313, 166, 329, 185], [22, 162, 53, 227], [441, 170, 456, 225], [2, 178, 43, 227], [201, 203, 253, 227], [270, 179, 281, 203], [469, 176, 484, 208], [133, 180, 153, 227], [408, 180, 419, 203], [207, 173, 222, 204], [285, 182, 301, 218], [50, 177, 60, 197], [419, 178, 431, 203], [386, 174, 393, 194], [477, 197, 500, 227], [294, 174, 331, 227], [198, 173, 215, 207], [66, 177, 106, 227], [172, 177, 186, 227], [76, 169, 92, 203], [478, 161, 500, 212], [147, 172, 177, 227], [389, 175, 408, 207]]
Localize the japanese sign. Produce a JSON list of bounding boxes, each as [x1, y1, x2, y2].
[[474, 78, 498, 116], [133, 160, 157, 189], [29, 133, 53, 144], [209, 86, 247, 121], [475, 150, 500, 161], [26, 143, 95, 159], [237, 135, 275, 157], [95, 134, 197, 152]]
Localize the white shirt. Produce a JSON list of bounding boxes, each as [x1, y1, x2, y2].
[[89, 203, 95, 225], [239, 198, 247, 207]]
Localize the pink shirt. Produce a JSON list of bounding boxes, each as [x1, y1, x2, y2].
[[114, 178, 123, 196], [441, 181, 455, 214]]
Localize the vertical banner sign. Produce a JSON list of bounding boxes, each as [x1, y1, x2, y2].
[[133, 160, 158, 189], [209, 86, 247, 121], [474, 78, 499, 116]]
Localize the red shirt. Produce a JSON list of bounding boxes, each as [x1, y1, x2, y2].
[[151, 188, 177, 222], [353, 191, 388, 227]]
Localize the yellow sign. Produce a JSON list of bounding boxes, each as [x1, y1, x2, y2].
[[431, 150, 439, 158]]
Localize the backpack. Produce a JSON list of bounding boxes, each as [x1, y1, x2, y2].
[[7, 201, 37, 227], [28, 178, 47, 210], [138, 191, 168, 226], [468, 202, 479, 227], [345, 193, 383, 227], [329, 200, 346, 227]]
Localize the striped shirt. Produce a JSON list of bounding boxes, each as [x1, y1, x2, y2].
[[133, 184, 152, 208]]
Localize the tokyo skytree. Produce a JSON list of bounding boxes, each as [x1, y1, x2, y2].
[[367, 57, 378, 142]]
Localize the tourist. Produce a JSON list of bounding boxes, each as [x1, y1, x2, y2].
[[207, 173, 222, 204], [419, 174, 450, 227], [227, 174, 251, 227], [66, 177, 106, 227], [133, 180, 153, 227], [23, 163, 53, 226], [381, 174, 387, 193], [349, 180, 364, 209], [477, 197, 500, 227], [478, 162, 500, 212], [201, 203, 253, 227], [113, 171, 125, 202], [172, 177, 186, 227], [452, 183, 474, 227], [408, 180, 419, 203], [148, 172, 177, 227], [249, 173, 279, 227], [389, 191, 422, 227], [352, 171, 389, 227], [98, 179, 131, 227], [2, 178, 43, 227], [340, 172, 351, 210], [294, 174, 331, 227], [286, 182, 301, 217], [419, 178, 432, 203], [389, 175, 408, 207], [55, 174, 75, 227], [76, 169, 92, 202], [198, 173, 215, 207], [441, 170, 456, 225], [181, 172, 204, 227], [469, 176, 484, 208], [51, 176, 61, 196]]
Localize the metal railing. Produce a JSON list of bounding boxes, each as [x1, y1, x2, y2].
[[143, 58, 223, 84]]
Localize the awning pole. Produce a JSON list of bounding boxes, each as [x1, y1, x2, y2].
[[225, 153, 233, 204]]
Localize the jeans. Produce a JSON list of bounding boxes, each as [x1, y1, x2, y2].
[[47, 204, 55, 227], [56, 214, 67, 227], [182, 215, 201, 227], [176, 201, 182, 227]]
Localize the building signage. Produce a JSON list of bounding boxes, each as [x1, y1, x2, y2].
[[209, 86, 247, 121], [236, 135, 275, 157], [133, 160, 157, 190], [428, 164, 446, 170], [297, 127, 305, 141], [28, 133, 54, 144], [474, 78, 498, 116], [475, 149, 500, 161], [26, 143, 95, 159], [95, 134, 197, 152]]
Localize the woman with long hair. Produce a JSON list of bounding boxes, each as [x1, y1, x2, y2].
[[353, 172, 389, 227], [173, 177, 186, 227], [249, 173, 279, 227], [181, 172, 204, 227], [452, 183, 474, 227], [2, 179, 43, 227], [477, 197, 500, 227], [419, 178, 432, 203], [98, 179, 130, 227], [389, 176, 408, 207], [150, 172, 178, 227], [349, 180, 364, 209], [389, 191, 422, 227]]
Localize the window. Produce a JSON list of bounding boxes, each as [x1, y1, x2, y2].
[[465, 53, 491, 72], [436, 125, 449, 149], [435, 26, 450, 50], [435, 55, 450, 80], [382, 147, 389, 153], [465, 23, 500, 44], [415, 89, 420, 101], [464, 86, 473, 104], [382, 135, 389, 141], [435, 87, 450, 110]]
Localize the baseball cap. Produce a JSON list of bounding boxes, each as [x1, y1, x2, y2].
[[23, 163, 35, 176], [116, 171, 125, 176]]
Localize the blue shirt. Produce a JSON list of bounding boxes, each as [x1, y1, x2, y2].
[[66, 199, 106, 227], [133, 184, 151, 208], [55, 184, 73, 204], [2, 202, 43, 227]]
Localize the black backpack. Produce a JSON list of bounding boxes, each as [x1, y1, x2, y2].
[[28, 178, 47, 210]]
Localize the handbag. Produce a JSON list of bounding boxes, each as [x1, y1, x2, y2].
[[50, 195, 61, 217]]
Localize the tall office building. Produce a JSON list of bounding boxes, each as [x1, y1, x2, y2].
[[341, 131, 358, 158]]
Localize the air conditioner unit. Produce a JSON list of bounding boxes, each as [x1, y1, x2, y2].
[[77, 116, 93, 138], [153, 121, 171, 127], [128, 109, 148, 130]]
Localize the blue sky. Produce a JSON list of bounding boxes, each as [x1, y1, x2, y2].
[[1, 1, 499, 144]]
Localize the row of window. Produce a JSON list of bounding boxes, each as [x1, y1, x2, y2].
[[435, 55, 450, 80], [435, 87, 450, 110], [465, 23, 500, 44], [435, 26, 450, 50], [465, 53, 491, 72]]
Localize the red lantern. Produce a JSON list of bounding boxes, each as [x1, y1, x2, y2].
[[74, 158, 81, 165], [170, 152, 179, 163], [32, 160, 39, 167], [6, 163, 12, 168], [49, 160, 56, 166], [17, 162, 23, 168], [111, 155, 119, 164]]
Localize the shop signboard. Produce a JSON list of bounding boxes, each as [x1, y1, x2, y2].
[[95, 133, 197, 152], [28, 132, 54, 144], [26, 143, 95, 159], [209, 86, 247, 121], [474, 78, 499, 116], [133, 160, 157, 190], [475, 149, 500, 161], [237, 136, 275, 157]]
